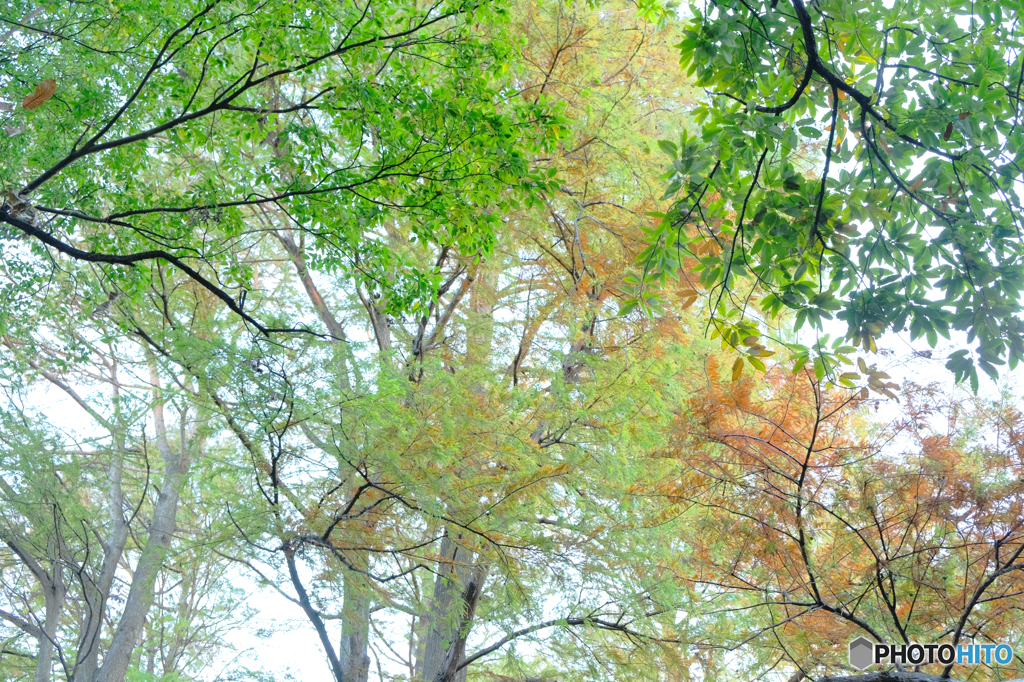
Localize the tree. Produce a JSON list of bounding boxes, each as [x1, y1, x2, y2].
[[0, 0, 709, 681], [0, 1, 561, 676], [0, 331, 253, 682], [657, 362, 1024, 681], [188, 2, 708, 681], [634, 0, 1024, 391], [0, 0, 559, 333], [15, 2, 1024, 682]]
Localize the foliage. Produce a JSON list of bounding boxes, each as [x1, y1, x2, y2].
[[4, 2, 1024, 682], [0, 0, 560, 330], [659, 364, 1024, 680], [0, 332, 253, 682], [0, 0, 706, 681], [635, 0, 1024, 391]]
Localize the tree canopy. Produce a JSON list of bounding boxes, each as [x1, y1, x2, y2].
[[635, 0, 1024, 392], [2, 0, 1024, 682], [0, 0, 561, 332]]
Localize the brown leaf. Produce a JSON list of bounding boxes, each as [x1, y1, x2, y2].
[[959, 111, 971, 120], [860, 387, 869, 400], [731, 357, 743, 382], [22, 79, 56, 111], [943, 121, 953, 141]]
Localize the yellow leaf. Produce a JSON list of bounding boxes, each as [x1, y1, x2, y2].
[[731, 357, 743, 382]]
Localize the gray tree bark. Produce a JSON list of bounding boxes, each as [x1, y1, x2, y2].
[[93, 365, 202, 682], [0, 492, 66, 682], [339, 570, 371, 682], [34, 534, 65, 682], [415, 535, 488, 682]]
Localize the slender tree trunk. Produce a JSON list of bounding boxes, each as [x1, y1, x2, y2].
[[72, 470, 127, 682], [162, 567, 193, 674], [93, 367, 201, 682], [0, 498, 67, 682], [94, 455, 190, 682], [339, 569, 371, 682], [359, 287, 393, 354], [34, 548, 65, 682], [415, 272, 495, 682], [286, 546, 350, 682], [276, 229, 358, 390]]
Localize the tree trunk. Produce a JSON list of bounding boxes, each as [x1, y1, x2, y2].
[[34, 547, 65, 682], [93, 368, 200, 682], [466, 269, 495, 368], [276, 229, 357, 390], [0, 498, 67, 682], [339, 569, 371, 682], [73, 472, 128, 681], [416, 536, 488, 682]]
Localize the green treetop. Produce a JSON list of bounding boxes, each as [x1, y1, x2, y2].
[[634, 0, 1024, 392]]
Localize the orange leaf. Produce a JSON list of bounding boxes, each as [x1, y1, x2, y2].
[[22, 79, 56, 111], [835, 128, 846, 152]]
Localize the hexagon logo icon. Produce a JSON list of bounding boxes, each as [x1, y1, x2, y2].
[[849, 637, 875, 670]]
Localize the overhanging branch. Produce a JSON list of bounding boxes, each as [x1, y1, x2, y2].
[[0, 206, 324, 338]]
